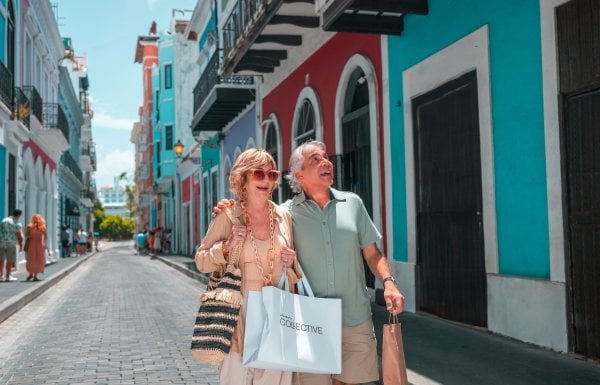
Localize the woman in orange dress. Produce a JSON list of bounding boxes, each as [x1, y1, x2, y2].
[[25, 214, 47, 281]]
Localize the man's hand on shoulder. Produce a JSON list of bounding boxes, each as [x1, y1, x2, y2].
[[213, 199, 236, 218]]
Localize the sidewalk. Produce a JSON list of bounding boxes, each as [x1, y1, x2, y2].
[[2, 247, 599, 385]]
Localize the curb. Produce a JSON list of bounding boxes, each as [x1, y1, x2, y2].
[[0, 252, 96, 325], [152, 254, 211, 285]]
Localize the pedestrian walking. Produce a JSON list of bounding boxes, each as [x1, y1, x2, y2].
[[136, 230, 147, 255], [195, 148, 299, 385], [76, 228, 88, 256], [60, 225, 71, 258], [93, 231, 100, 251], [153, 228, 162, 253], [66, 225, 74, 256], [0, 209, 24, 282], [24, 214, 47, 281]]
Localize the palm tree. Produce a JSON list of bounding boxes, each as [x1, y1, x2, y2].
[[117, 171, 136, 218]]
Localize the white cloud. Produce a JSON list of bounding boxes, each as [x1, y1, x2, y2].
[[95, 149, 135, 188], [93, 112, 135, 131], [147, 0, 159, 8]]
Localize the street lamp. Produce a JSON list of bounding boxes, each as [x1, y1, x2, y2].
[[174, 135, 224, 164]]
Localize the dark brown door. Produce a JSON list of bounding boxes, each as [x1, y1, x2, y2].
[[412, 70, 487, 327], [563, 91, 600, 359], [337, 69, 375, 288], [557, 0, 600, 360]]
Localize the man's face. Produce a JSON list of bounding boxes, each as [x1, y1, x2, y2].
[[296, 145, 334, 190]]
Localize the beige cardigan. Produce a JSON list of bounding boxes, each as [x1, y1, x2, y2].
[[194, 201, 301, 353]]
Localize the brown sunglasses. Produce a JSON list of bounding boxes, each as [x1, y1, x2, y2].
[[249, 169, 281, 182]]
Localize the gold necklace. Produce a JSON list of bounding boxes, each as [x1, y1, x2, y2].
[[247, 203, 276, 286]]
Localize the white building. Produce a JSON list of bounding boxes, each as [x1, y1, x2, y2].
[[97, 182, 129, 218]]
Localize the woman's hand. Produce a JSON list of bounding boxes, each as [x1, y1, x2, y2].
[[279, 246, 296, 268], [228, 225, 247, 245]]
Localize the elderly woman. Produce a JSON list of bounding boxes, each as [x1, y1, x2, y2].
[[25, 214, 47, 282], [195, 148, 299, 385]]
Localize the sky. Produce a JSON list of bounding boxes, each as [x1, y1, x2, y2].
[[56, 0, 197, 188]]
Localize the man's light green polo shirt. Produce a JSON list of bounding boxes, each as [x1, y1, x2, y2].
[[283, 188, 381, 327]]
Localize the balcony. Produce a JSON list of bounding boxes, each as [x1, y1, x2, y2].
[[317, 0, 428, 35], [191, 53, 255, 134], [14, 87, 30, 130], [22, 86, 43, 123], [221, 0, 318, 75], [80, 146, 93, 172], [41, 103, 70, 152], [0, 61, 12, 113], [61, 151, 83, 184]]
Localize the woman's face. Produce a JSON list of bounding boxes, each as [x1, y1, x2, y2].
[[244, 164, 280, 202]]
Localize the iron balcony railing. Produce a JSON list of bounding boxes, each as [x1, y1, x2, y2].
[[43, 103, 69, 142], [222, 0, 264, 59], [61, 151, 83, 184], [22, 85, 42, 122], [193, 53, 254, 112], [0, 61, 12, 111], [14, 87, 30, 129]]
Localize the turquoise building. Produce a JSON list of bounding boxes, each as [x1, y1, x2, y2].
[[383, 0, 598, 358]]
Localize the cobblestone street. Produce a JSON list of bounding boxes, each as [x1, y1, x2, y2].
[[0, 245, 219, 385]]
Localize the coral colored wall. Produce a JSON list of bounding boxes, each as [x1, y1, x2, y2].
[[263, 33, 382, 170]]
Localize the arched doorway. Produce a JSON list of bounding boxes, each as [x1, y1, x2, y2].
[[338, 66, 375, 288]]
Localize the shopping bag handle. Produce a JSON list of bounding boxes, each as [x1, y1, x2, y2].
[[277, 262, 315, 297]]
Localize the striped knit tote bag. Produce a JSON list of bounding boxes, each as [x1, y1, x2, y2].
[[191, 218, 243, 365]]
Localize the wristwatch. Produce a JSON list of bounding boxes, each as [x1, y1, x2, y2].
[[382, 276, 396, 286]]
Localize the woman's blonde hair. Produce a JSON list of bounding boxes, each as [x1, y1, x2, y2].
[[30, 214, 46, 232], [229, 148, 278, 202]]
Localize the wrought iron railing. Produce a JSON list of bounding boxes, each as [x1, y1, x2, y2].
[[0, 61, 12, 111], [14, 87, 30, 129], [23, 85, 42, 122], [43, 103, 69, 142], [61, 151, 83, 183], [222, 0, 265, 59], [193, 53, 254, 112]]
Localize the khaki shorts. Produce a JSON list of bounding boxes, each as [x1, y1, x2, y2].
[[295, 318, 379, 385], [0, 244, 17, 264]]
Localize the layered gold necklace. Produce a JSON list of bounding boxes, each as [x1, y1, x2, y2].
[[246, 203, 276, 286]]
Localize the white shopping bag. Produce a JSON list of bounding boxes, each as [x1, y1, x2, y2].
[[243, 266, 342, 374]]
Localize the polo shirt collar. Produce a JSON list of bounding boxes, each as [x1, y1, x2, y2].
[[292, 188, 346, 205]]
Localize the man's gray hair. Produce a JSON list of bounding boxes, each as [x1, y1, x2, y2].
[[286, 140, 327, 193]]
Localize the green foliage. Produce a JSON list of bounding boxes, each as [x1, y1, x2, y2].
[[99, 215, 135, 239]]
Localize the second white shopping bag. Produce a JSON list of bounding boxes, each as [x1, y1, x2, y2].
[[242, 266, 342, 374]]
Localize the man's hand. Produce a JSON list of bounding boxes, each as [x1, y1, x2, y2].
[[384, 283, 405, 315], [213, 199, 235, 218]]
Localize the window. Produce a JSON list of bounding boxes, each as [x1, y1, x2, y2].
[[165, 64, 172, 89], [7, 0, 15, 75], [294, 99, 316, 147], [165, 125, 173, 150], [211, 169, 218, 215]]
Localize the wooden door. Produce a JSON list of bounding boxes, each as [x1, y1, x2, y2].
[[413, 70, 487, 327], [557, 0, 600, 360]]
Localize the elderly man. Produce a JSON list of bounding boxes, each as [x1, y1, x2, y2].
[[0, 209, 24, 282], [283, 141, 404, 385]]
